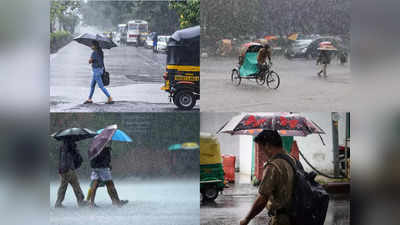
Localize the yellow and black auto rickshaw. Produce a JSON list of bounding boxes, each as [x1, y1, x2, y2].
[[200, 133, 225, 201], [161, 26, 200, 110]]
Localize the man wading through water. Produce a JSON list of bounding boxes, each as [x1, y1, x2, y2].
[[55, 140, 87, 208], [88, 142, 128, 208], [240, 130, 295, 225]]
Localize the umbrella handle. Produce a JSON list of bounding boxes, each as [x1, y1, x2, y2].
[[319, 134, 326, 146]]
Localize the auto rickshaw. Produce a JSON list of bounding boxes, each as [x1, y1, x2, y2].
[[161, 26, 200, 110], [231, 42, 280, 89], [200, 133, 224, 201]]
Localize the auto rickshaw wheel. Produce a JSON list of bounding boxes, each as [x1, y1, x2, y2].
[[202, 185, 219, 201], [174, 90, 196, 110], [231, 69, 241, 86], [267, 71, 280, 89]]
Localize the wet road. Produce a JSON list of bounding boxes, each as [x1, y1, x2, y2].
[[201, 184, 350, 225], [50, 179, 199, 225], [201, 56, 351, 112], [50, 42, 199, 112]]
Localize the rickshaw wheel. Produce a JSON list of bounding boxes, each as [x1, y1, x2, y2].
[[202, 185, 218, 201], [174, 91, 196, 110], [267, 71, 280, 89], [231, 69, 241, 86], [256, 72, 266, 85]]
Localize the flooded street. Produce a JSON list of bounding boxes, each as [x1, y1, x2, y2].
[[201, 56, 351, 112], [201, 184, 350, 225], [50, 179, 199, 225], [50, 42, 199, 112]]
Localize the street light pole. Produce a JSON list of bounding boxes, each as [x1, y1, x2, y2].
[[332, 112, 340, 177]]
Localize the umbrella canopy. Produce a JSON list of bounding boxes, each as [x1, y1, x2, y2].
[[74, 33, 117, 49], [170, 25, 200, 42], [51, 128, 97, 142], [288, 33, 299, 41], [96, 129, 132, 142], [88, 124, 117, 160], [317, 41, 337, 51], [264, 35, 278, 41], [217, 113, 325, 136], [168, 142, 199, 151]]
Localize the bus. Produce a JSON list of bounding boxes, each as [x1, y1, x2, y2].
[[127, 20, 149, 46]]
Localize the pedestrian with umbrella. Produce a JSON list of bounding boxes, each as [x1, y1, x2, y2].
[[51, 128, 97, 208], [74, 33, 116, 105], [316, 41, 337, 78], [87, 125, 128, 207], [217, 113, 329, 225]]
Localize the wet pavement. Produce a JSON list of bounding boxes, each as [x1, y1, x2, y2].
[[50, 42, 199, 112], [201, 56, 351, 112], [200, 183, 350, 225], [50, 179, 199, 225]]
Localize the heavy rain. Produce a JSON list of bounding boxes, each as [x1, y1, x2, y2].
[[200, 0, 351, 112], [50, 1, 200, 112], [49, 112, 200, 225]]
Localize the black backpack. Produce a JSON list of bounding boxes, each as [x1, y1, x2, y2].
[[273, 154, 329, 225]]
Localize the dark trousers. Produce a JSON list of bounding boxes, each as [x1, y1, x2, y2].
[[55, 170, 85, 206]]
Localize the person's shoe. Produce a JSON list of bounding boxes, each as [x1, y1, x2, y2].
[[78, 200, 89, 207], [317, 71, 322, 77], [54, 203, 64, 208], [106, 97, 114, 104], [113, 200, 128, 207], [89, 203, 99, 208], [83, 100, 93, 104]]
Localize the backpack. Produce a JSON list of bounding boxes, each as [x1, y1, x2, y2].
[[272, 153, 329, 225], [72, 150, 83, 169]]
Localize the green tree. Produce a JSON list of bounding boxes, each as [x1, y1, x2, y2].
[[169, 0, 200, 29], [50, 0, 80, 33]]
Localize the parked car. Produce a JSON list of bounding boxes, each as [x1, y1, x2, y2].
[[157, 35, 170, 52], [145, 35, 153, 49], [284, 39, 313, 59], [285, 36, 345, 60]]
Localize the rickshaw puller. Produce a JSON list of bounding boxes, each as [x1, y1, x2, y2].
[[257, 44, 273, 74]]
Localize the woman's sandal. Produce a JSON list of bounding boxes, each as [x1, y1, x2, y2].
[[105, 101, 114, 104], [83, 100, 93, 104]]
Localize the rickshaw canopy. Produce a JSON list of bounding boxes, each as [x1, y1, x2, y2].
[[200, 133, 222, 165], [167, 26, 200, 66]]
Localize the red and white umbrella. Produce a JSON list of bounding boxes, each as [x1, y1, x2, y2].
[[217, 113, 325, 137]]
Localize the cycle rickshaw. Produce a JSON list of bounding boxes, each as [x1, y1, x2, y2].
[[231, 42, 280, 89]]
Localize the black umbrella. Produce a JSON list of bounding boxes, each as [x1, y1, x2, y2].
[[88, 124, 117, 160], [51, 128, 97, 142], [74, 33, 117, 49]]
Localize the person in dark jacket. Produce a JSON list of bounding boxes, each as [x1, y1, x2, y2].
[[55, 140, 86, 208], [317, 50, 332, 77], [88, 143, 128, 207], [136, 34, 141, 47], [152, 33, 158, 53]]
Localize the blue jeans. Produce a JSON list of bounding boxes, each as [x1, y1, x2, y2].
[[89, 67, 110, 99]]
